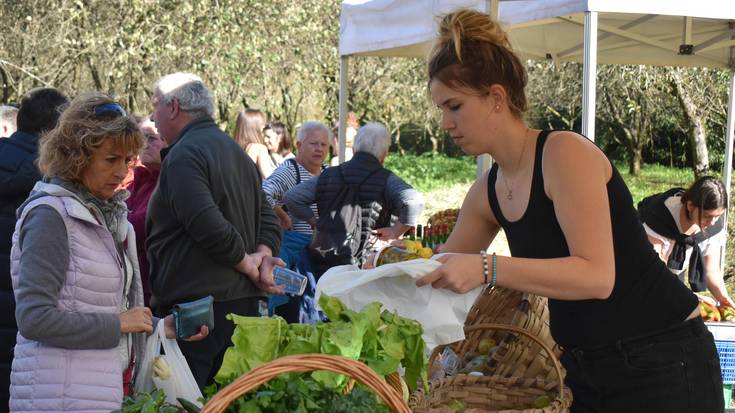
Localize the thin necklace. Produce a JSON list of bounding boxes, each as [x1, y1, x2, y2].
[[501, 129, 530, 201]]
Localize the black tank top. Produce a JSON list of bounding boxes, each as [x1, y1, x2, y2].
[[487, 130, 698, 349]]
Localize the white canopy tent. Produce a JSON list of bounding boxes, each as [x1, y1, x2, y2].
[[338, 0, 735, 262], [339, 0, 735, 182]]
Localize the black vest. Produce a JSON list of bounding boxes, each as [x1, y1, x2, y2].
[[315, 152, 391, 259]]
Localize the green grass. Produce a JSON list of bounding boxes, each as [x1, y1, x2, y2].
[[384, 153, 477, 193], [613, 161, 695, 205], [386, 155, 696, 205]]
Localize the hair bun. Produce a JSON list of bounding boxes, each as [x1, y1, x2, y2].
[[438, 8, 511, 63]]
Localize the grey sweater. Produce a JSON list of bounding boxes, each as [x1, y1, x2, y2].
[[15, 206, 120, 349], [146, 118, 282, 308]]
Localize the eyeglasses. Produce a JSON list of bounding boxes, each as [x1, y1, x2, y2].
[[94, 102, 127, 118]]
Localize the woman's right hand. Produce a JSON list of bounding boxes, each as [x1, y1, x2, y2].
[[119, 307, 153, 334]]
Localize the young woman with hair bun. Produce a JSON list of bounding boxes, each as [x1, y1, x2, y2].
[[416, 9, 723, 412]]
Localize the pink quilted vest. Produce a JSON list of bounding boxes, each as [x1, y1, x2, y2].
[[9, 186, 144, 413]]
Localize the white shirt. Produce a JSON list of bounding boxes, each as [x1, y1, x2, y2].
[[643, 194, 725, 279]]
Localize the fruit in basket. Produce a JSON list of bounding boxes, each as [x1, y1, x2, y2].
[[445, 399, 466, 411], [463, 351, 478, 363], [429, 208, 460, 227], [403, 240, 421, 252], [720, 306, 735, 321], [460, 354, 488, 373], [418, 247, 433, 259], [478, 337, 497, 354], [700, 301, 722, 322], [532, 394, 552, 408]]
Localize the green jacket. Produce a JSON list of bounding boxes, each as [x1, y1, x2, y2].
[[146, 117, 281, 308]]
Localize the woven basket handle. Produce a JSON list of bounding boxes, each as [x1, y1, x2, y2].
[[461, 322, 565, 399], [200, 354, 411, 413]]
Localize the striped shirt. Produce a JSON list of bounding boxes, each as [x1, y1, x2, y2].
[[262, 159, 320, 234]]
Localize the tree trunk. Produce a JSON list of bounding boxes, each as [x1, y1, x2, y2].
[[0, 66, 8, 104], [672, 69, 710, 177], [629, 145, 642, 176], [87, 57, 103, 91], [393, 127, 405, 156], [619, 126, 643, 176], [689, 119, 709, 178]]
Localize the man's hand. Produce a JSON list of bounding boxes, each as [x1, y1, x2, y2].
[[163, 314, 209, 341], [373, 223, 410, 242], [274, 206, 293, 230], [307, 217, 317, 229], [235, 253, 263, 284], [258, 256, 286, 295]]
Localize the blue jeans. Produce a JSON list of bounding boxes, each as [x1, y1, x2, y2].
[[268, 231, 312, 322], [561, 317, 723, 413]]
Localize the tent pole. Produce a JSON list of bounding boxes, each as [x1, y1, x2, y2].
[[486, 0, 499, 20], [338, 56, 349, 164], [721, 69, 735, 271], [581, 11, 598, 142]]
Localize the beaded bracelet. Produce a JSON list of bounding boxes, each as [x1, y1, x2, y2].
[[480, 250, 488, 284], [480, 251, 488, 284], [491, 252, 498, 288]]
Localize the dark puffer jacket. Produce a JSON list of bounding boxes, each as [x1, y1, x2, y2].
[[0, 131, 42, 409]]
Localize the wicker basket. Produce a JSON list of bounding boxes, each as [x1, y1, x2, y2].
[[200, 354, 411, 413], [447, 287, 562, 381], [427, 208, 459, 227], [411, 323, 572, 412]]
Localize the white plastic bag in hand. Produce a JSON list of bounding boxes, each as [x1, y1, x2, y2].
[[134, 318, 202, 407], [315, 256, 483, 350]]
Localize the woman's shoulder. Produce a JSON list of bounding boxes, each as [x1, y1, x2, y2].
[[542, 130, 611, 178], [246, 142, 268, 157]]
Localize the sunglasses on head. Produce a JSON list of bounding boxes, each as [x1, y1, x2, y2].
[[94, 102, 127, 118]]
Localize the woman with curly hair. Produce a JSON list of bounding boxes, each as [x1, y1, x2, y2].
[[9, 93, 206, 412]]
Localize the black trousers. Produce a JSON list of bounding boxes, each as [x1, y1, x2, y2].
[[175, 297, 265, 390], [561, 317, 724, 413]]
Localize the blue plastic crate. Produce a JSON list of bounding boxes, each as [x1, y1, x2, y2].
[[716, 340, 735, 384]]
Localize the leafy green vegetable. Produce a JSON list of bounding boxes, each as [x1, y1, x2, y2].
[[204, 374, 391, 413], [112, 389, 185, 413], [215, 315, 288, 384], [208, 295, 428, 409]]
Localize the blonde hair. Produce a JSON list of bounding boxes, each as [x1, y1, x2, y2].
[[38, 92, 144, 182], [233, 108, 266, 149], [428, 9, 528, 118]]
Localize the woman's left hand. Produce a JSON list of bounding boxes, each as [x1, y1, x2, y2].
[[416, 253, 484, 293], [163, 315, 209, 341]]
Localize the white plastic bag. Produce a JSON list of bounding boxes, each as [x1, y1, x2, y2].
[[315, 256, 483, 350], [135, 318, 203, 407]]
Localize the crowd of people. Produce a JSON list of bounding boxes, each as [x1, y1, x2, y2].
[[0, 70, 424, 410], [0, 8, 730, 413]]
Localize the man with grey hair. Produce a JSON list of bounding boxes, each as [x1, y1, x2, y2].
[[284, 122, 424, 277], [146, 72, 282, 388], [0, 105, 18, 138], [261, 121, 330, 322]]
